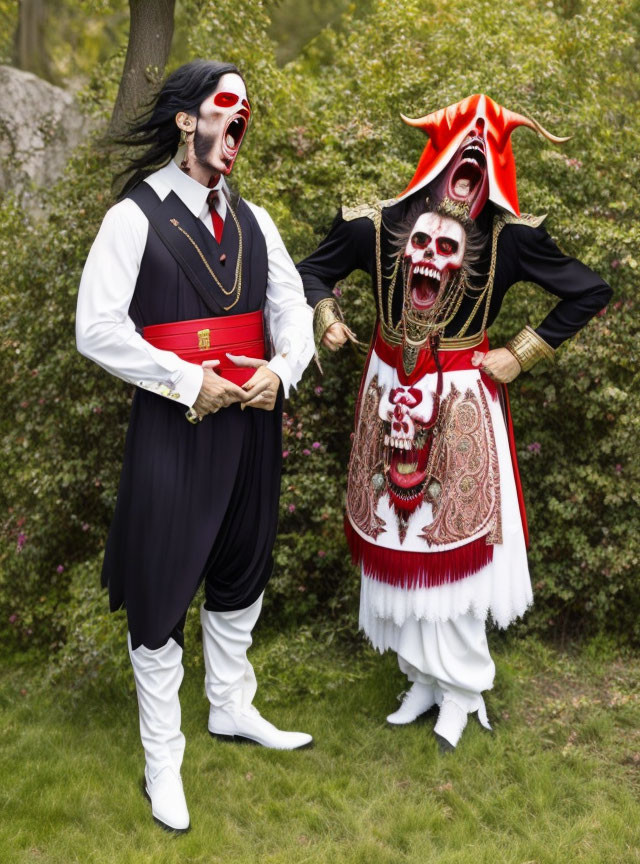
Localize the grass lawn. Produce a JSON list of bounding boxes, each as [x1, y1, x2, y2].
[[1, 630, 639, 864]]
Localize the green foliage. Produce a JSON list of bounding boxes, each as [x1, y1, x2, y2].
[[0, 0, 638, 667], [0, 2, 17, 66]]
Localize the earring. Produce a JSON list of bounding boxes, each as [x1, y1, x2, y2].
[[179, 128, 187, 145]]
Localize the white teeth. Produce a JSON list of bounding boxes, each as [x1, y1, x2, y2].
[[404, 440, 411, 450], [225, 133, 235, 147], [384, 434, 390, 446]]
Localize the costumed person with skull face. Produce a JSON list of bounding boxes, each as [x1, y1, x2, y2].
[[298, 94, 611, 752], [76, 60, 314, 832]]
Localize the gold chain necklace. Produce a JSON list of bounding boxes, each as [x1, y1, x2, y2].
[[169, 204, 244, 311]]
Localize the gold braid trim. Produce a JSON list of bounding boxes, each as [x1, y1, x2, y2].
[[503, 212, 547, 228], [342, 199, 397, 330], [506, 325, 555, 371], [314, 297, 344, 346]]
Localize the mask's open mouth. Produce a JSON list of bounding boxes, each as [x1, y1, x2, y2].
[[409, 263, 445, 311], [221, 113, 248, 164], [384, 432, 431, 512], [448, 138, 486, 201]]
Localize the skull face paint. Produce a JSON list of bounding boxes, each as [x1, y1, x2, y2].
[[404, 212, 466, 313], [192, 73, 251, 176]]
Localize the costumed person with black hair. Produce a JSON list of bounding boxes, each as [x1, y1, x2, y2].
[[298, 95, 611, 752], [76, 60, 314, 832]]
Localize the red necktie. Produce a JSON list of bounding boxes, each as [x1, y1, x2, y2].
[[206, 189, 224, 244]]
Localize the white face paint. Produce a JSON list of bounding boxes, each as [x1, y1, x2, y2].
[[403, 212, 466, 311], [192, 73, 251, 177]]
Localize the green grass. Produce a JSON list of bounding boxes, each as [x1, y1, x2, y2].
[[1, 633, 639, 864]]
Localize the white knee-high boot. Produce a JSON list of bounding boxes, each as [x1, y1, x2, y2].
[[200, 595, 313, 750], [128, 634, 190, 832]]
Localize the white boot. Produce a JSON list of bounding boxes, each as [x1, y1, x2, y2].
[[200, 597, 313, 750], [433, 697, 468, 752], [128, 634, 190, 832], [386, 681, 437, 726]]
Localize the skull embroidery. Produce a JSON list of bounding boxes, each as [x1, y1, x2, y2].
[[404, 212, 466, 313], [379, 383, 436, 519]]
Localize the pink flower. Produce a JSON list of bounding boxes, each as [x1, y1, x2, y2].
[[288, 504, 296, 513], [318, 550, 326, 558], [333, 287, 343, 298], [16, 533, 26, 551], [282, 450, 290, 458], [8, 614, 17, 624], [610, 259, 620, 270], [314, 386, 324, 395], [56, 565, 64, 574], [527, 442, 541, 454], [303, 448, 311, 455], [312, 442, 321, 449], [296, 432, 303, 440], [82, 523, 89, 532], [615, 464, 622, 474]]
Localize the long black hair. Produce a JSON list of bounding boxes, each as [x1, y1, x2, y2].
[[113, 59, 245, 198]]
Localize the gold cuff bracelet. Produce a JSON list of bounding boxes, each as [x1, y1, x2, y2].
[[506, 325, 555, 372]]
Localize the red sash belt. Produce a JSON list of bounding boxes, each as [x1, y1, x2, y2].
[[373, 326, 490, 384], [143, 310, 265, 386]]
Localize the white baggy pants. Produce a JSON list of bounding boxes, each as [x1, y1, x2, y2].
[[381, 612, 495, 727]]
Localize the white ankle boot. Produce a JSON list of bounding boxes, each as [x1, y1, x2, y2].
[[386, 682, 437, 725], [128, 635, 190, 832], [433, 698, 468, 752], [200, 598, 313, 750]]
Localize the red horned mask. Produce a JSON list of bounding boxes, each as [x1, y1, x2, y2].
[[397, 94, 569, 218]]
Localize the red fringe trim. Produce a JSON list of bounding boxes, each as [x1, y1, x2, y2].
[[345, 517, 494, 589]]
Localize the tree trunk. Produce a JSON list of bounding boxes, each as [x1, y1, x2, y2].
[[108, 0, 176, 138], [14, 0, 51, 80]]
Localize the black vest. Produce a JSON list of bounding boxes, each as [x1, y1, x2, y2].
[[126, 182, 269, 328], [102, 181, 282, 649]]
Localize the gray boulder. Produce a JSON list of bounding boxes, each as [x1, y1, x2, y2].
[[0, 65, 88, 216]]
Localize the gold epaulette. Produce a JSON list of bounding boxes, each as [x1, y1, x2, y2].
[[503, 212, 547, 228], [341, 199, 397, 223]]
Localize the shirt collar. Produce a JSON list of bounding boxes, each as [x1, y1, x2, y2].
[[156, 158, 223, 218]]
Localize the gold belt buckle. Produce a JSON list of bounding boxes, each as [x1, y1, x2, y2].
[[197, 328, 211, 350]]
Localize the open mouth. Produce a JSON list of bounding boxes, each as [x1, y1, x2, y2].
[[448, 137, 486, 201], [409, 264, 445, 311], [221, 113, 248, 164], [384, 432, 431, 511]]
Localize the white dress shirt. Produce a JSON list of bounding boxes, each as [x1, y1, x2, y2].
[[76, 159, 314, 407]]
